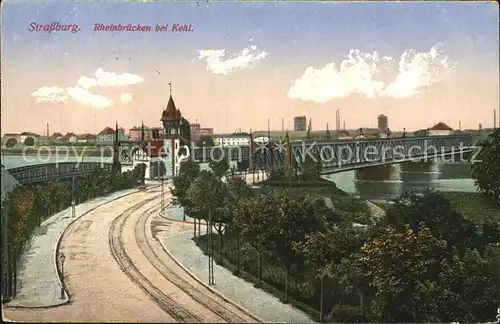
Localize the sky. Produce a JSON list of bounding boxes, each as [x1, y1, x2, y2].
[[1, 1, 499, 135]]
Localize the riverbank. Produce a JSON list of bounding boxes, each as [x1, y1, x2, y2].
[[257, 177, 385, 224]]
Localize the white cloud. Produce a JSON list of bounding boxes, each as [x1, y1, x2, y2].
[[31, 86, 68, 103], [120, 93, 133, 105], [197, 44, 268, 75], [288, 43, 455, 103], [66, 86, 113, 109], [77, 76, 97, 89], [31, 67, 144, 109], [94, 68, 144, 87]]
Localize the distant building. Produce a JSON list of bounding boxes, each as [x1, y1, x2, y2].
[[294, 116, 307, 131], [97, 126, 128, 144], [199, 127, 214, 137], [190, 123, 201, 141], [337, 130, 351, 140], [377, 114, 388, 131], [429, 122, 453, 136], [51, 132, 64, 139], [254, 136, 269, 143], [128, 126, 163, 141], [77, 133, 97, 143], [214, 133, 250, 146], [479, 123, 483, 131]]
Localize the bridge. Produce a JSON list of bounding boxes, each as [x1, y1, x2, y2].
[[251, 134, 475, 174], [5, 134, 475, 184]]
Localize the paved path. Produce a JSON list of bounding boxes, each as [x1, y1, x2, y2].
[[158, 224, 315, 323], [5, 187, 149, 308], [4, 189, 176, 322]]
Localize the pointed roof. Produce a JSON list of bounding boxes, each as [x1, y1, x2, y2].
[[429, 122, 453, 131], [161, 95, 182, 121]]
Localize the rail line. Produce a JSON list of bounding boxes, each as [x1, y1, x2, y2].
[[108, 195, 202, 322], [136, 205, 260, 323]]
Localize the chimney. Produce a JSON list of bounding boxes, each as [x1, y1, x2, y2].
[[282, 118, 284, 132], [458, 121, 461, 131], [47, 122, 50, 138], [495, 109, 497, 129]]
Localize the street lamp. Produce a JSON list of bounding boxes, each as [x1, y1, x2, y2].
[[58, 252, 66, 299]]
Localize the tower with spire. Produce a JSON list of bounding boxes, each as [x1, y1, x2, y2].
[[161, 82, 182, 137], [160, 82, 183, 178]]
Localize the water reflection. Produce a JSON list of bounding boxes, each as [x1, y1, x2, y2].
[[327, 162, 476, 200]]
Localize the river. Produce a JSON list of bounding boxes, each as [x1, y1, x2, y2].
[[1, 155, 476, 202], [325, 162, 476, 201]]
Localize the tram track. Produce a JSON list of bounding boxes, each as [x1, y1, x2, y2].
[[109, 195, 202, 322], [136, 205, 260, 323]]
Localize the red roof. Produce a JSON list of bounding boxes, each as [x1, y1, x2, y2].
[[100, 127, 115, 135], [3, 133, 19, 137], [78, 133, 97, 140], [142, 140, 167, 158], [429, 122, 453, 131], [51, 132, 64, 138]]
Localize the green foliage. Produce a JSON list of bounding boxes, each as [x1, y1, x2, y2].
[[3, 167, 139, 270], [386, 190, 481, 253], [23, 136, 35, 146], [471, 128, 500, 205], [208, 157, 230, 179], [196, 135, 215, 147], [301, 154, 322, 181], [190, 183, 500, 323], [5, 137, 17, 148]]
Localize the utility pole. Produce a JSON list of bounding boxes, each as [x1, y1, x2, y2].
[[208, 209, 214, 285], [160, 174, 165, 217], [71, 176, 76, 218]]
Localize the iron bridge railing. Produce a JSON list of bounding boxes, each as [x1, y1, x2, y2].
[[8, 162, 113, 184]]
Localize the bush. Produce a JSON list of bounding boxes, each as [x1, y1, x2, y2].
[[24, 137, 35, 146], [5, 137, 17, 148]]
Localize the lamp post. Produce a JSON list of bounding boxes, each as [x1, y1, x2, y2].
[[58, 252, 66, 299]]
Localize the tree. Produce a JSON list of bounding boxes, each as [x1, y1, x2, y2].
[[5, 138, 17, 148], [224, 177, 253, 273], [209, 157, 230, 179], [301, 153, 322, 181], [196, 135, 215, 147], [234, 194, 280, 287], [358, 226, 451, 322], [386, 190, 480, 253], [276, 194, 327, 303], [171, 160, 201, 234], [187, 171, 226, 261], [23, 136, 35, 146], [471, 128, 500, 205], [295, 227, 356, 320], [135, 163, 147, 186]]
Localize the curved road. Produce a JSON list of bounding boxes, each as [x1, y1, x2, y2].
[[4, 188, 258, 322]]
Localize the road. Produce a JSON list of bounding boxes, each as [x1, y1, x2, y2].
[[4, 188, 258, 322]]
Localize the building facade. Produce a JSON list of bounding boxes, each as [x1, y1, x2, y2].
[[200, 127, 214, 137], [214, 134, 250, 146], [429, 122, 453, 136], [190, 123, 201, 141], [377, 114, 388, 131], [294, 116, 307, 131]]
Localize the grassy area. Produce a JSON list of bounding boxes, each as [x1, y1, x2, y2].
[[443, 191, 500, 225], [257, 178, 373, 224]]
